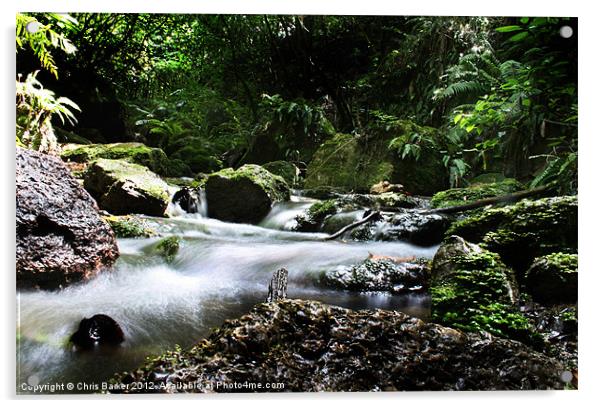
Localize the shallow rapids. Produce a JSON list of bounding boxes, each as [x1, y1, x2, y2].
[[17, 196, 439, 391]]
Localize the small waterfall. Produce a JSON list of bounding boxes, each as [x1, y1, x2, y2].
[[259, 195, 315, 230], [166, 183, 208, 218]]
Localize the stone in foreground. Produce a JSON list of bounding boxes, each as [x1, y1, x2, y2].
[[16, 147, 119, 289], [113, 299, 564, 392]]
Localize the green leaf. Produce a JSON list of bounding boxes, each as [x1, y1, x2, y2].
[[509, 31, 530, 42], [496, 25, 523, 33], [520, 17, 530, 24]]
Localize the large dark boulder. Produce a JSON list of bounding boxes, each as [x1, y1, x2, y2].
[[83, 159, 170, 217], [525, 253, 578, 304], [16, 147, 119, 289], [205, 165, 290, 224], [114, 299, 564, 392]]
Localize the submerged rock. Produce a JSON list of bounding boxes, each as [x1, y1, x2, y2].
[[16, 147, 119, 289], [154, 236, 181, 263], [294, 199, 338, 232], [429, 236, 539, 345], [205, 164, 290, 224], [321, 258, 427, 294], [446, 196, 577, 274], [83, 159, 170, 217], [70, 314, 125, 349], [430, 179, 523, 208], [113, 299, 564, 392], [525, 253, 578, 304]]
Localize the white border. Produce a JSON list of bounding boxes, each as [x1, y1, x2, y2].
[[2, 1, 600, 407]]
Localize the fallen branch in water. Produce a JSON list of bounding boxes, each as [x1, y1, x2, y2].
[[422, 185, 553, 215], [324, 211, 381, 241]]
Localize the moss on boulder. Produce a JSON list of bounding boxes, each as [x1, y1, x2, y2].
[[262, 161, 300, 186], [294, 199, 338, 232], [83, 159, 170, 216], [61, 142, 176, 175], [304, 125, 447, 195], [104, 215, 157, 238], [525, 253, 578, 304], [446, 196, 577, 274], [205, 164, 290, 224], [430, 236, 539, 346], [154, 236, 181, 263], [431, 179, 524, 209]]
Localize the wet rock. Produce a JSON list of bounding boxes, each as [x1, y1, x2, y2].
[[294, 200, 338, 232], [172, 186, 201, 213], [70, 314, 125, 349], [431, 179, 523, 208], [430, 236, 539, 345], [154, 236, 181, 263], [375, 211, 450, 245], [525, 253, 578, 304], [16, 147, 119, 289], [205, 165, 290, 224], [446, 196, 577, 274], [83, 159, 170, 217], [103, 215, 157, 238], [61, 142, 174, 176], [321, 259, 428, 294], [113, 300, 564, 392]]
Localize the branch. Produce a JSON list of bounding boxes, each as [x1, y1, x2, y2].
[[323, 211, 381, 241]]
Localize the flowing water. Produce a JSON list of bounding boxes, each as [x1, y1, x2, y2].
[[16, 194, 439, 393]]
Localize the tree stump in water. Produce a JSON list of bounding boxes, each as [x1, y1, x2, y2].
[[267, 268, 288, 302]]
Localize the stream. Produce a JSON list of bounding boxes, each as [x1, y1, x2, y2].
[[16, 194, 439, 392]]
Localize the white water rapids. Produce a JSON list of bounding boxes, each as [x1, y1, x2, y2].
[[17, 195, 439, 391]]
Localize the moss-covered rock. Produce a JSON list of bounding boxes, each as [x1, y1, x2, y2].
[[113, 299, 564, 392], [262, 161, 300, 186], [525, 253, 578, 304], [320, 259, 428, 293], [83, 159, 170, 216], [294, 199, 338, 232], [430, 236, 539, 345], [61, 142, 175, 175], [205, 164, 290, 224], [431, 179, 524, 208], [154, 236, 181, 263], [304, 128, 447, 195], [104, 215, 157, 238], [446, 196, 577, 274]]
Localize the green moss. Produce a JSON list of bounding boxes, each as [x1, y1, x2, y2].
[[61, 143, 172, 175], [304, 124, 447, 194], [211, 164, 290, 202], [262, 161, 299, 186], [525, 252, 578, 304], [155, 236, 181, 263], [294, 199, 337, 232], [104, 215, 157, 238], [446, 196, 577, 274], [430, 249, 540, 346], [431, 179, 524, 208]]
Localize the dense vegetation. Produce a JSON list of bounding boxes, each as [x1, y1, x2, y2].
[[17, 14, 577, 193]]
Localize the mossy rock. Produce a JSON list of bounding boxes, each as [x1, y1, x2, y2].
[[104, 215, 157, 238], [430, 236, 539, 346], [262, 161, 300, 186], [169, 145, 222, 174], [205, 164, 290, 224], [431, 179, 524, 209], [525, 253, 578, 304], [83, 159, 170, 216], [304, 126, 447, 195], [154, 236, 181, 263], [61, 142, 173, 176], [294, 199, 338, 232], [446, 196, 577, 274]]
